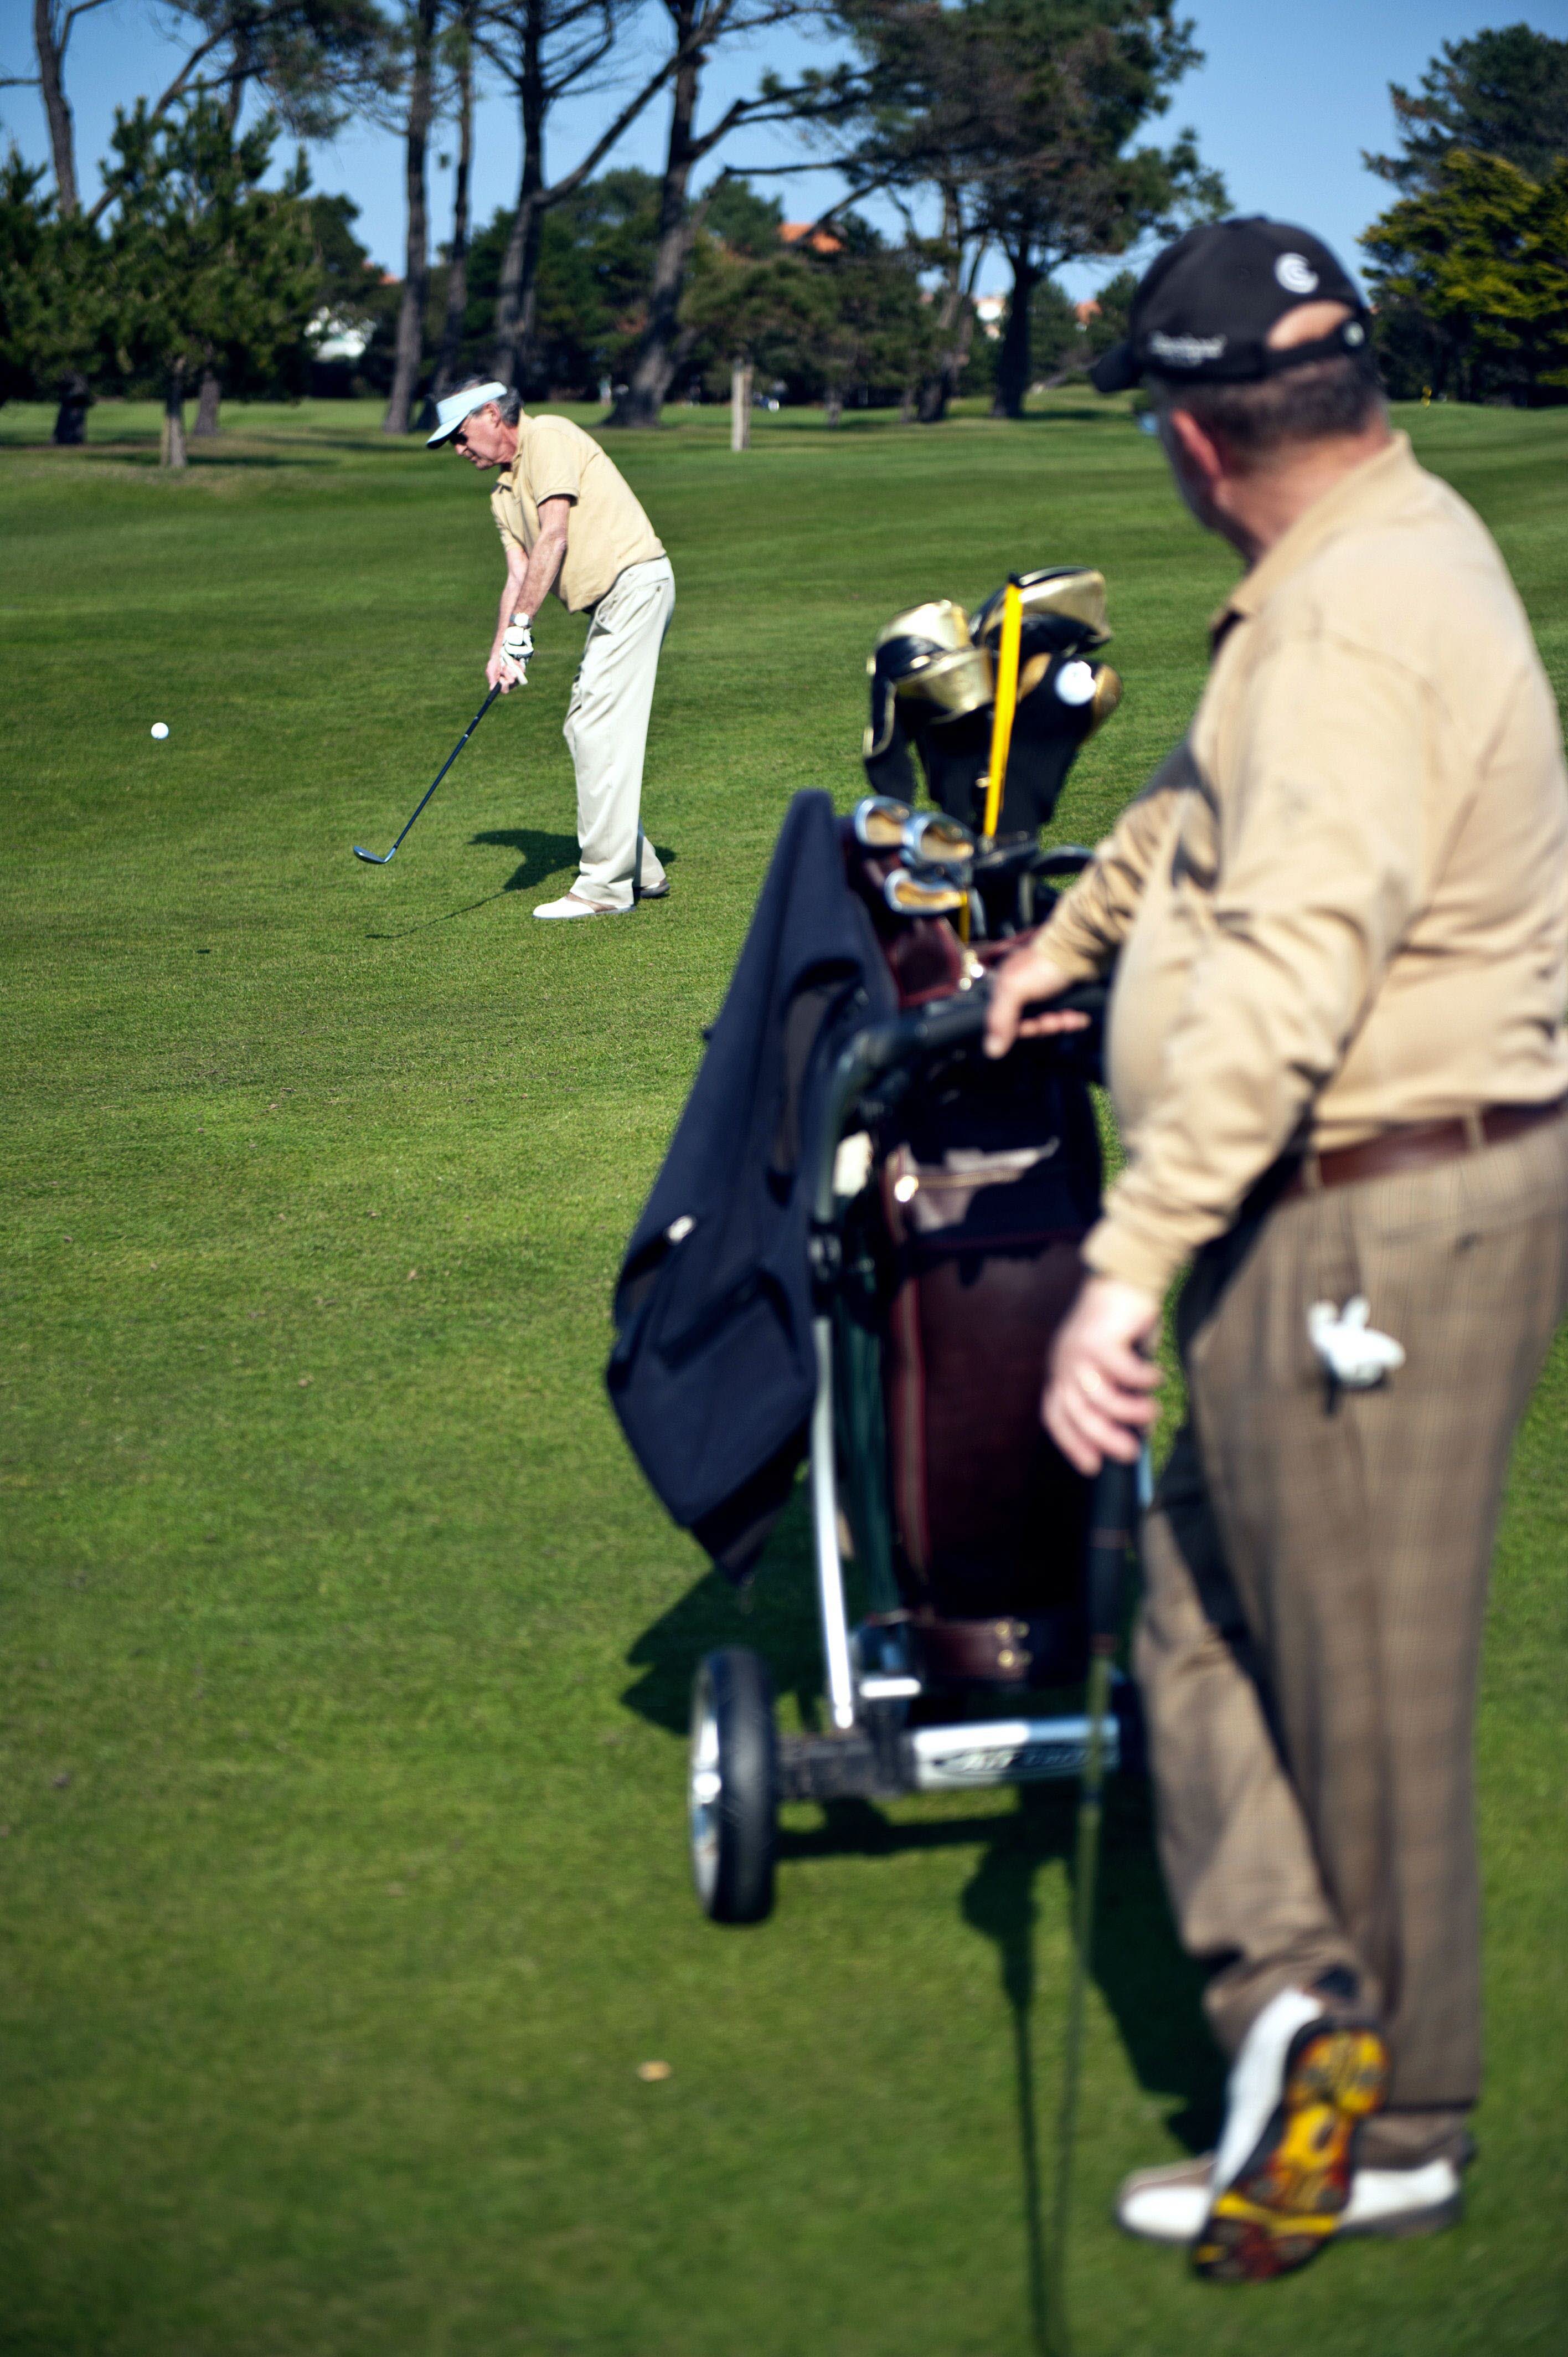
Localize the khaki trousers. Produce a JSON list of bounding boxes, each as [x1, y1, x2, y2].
[[563, 554, 674, 912], [1135, 1114, 1568, 2168]]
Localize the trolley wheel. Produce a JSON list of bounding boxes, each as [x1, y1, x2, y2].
[[688, 1648, 777, 1924]]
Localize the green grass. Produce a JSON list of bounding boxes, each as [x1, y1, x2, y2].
[[2, 390, 1566, 2356]]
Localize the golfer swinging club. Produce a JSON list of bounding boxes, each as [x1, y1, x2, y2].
[[987, 218, 1568, 2282], [427, 378, 674, 918]]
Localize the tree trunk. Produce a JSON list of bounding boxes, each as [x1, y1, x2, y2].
[[34, 0, 79, 214], [729, 359, 751, 450], [608, 22, 703, 430], [384, 0, 439, 436], [162, 375, 188, 471], [491, 1, 545, 392], [823, 384, 844, 428], [53, 368, 90, 446], [191, 39, 249, 440], [434, 5, 475, 397], [918, 374, 950, 424], [918, 191, 975, 424], [193, 370, 222, 436], [899, 381, 916, 424], [920, 301, 974, 423], [992, 251, 1038, 420]]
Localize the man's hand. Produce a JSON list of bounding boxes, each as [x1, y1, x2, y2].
[[1044, 1275, 1161, 1474], [488, 611, 533, 694], [984, 942, 1090, 1059]]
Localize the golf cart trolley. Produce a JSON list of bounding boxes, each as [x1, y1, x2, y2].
[[612, 569, 1142, 1924]]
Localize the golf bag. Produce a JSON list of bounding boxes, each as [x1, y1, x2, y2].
[[611, 561, 1123, 1706], [832, 813, 1103, 1688]]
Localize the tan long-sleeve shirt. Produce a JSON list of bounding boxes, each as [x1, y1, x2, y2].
[[1040, 433, 1568, 1299]]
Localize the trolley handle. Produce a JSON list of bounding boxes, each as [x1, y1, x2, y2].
[[868, 976, 1107, 1069], [811, 978, 1107, 1231]]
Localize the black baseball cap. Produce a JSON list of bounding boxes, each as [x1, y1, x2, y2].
[[1091, 217, 1371, 394]]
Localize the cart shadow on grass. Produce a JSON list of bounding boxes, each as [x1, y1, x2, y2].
[[622, 1488, 1224, 2351]]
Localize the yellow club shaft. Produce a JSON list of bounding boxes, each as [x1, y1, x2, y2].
[[981, 579, 1024, 843]]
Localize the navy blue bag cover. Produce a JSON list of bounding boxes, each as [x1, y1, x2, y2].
[[606, 791, 895, 1573]]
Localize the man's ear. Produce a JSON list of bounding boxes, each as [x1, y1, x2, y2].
[[1165, 405, 1227, 489]]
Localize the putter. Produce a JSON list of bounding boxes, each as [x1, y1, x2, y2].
[[353, 683, 502, 865], [1045, 1449, 1139, 2357]]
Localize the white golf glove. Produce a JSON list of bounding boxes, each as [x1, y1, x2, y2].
[[1307, 1296, 1405, 1390], [501, 611, 534, 683]]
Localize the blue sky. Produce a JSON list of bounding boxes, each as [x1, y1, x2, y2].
[[4, 1, 1566, 299]]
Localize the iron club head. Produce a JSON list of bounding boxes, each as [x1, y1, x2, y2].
[[352, 845, 396, 864]]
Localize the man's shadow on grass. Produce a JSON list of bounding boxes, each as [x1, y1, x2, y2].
[[471, 828, 680, 897], [622, 1489, 1221, 2355], [364, 831, 678, 938]]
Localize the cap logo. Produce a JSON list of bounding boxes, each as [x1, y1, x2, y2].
[[1344, 321, 1366, 346], [1275, 253, 1319, 295], [1147, 331, 1227, 367]]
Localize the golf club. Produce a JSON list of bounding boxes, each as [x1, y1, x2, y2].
[[854, 793, 914, 850], [1045, 1448, 1139, 2356], [353, 683, 502, 865], [882, 868, 968, 918]]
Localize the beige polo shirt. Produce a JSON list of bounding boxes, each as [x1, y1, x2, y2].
[[1039, 432, 1568, 1298], [489, 413, 664, 613]]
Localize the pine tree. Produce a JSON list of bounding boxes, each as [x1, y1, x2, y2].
[[102, 96, 321, 466]]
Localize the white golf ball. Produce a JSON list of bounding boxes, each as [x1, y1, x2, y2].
[[150, 722, 169, 739]]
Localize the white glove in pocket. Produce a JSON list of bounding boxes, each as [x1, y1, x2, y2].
[[1308, 1296, 1405, 1390]]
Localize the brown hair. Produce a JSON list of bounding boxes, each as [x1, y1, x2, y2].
[[1151, 353, 1384, 466]]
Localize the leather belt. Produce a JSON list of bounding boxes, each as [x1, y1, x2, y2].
[[1271, 1093, 1568, 1205]]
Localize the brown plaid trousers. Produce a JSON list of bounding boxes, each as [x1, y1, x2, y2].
[[1135, 1113, 1568, 2168]]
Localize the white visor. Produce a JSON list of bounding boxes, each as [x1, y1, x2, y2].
[[426, 380, 509, 447]]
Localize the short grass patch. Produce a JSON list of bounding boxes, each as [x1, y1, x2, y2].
[[2, 393, 1566, 2355]]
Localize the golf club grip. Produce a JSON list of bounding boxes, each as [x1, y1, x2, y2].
[[1086, 1455, 1139, 1645]]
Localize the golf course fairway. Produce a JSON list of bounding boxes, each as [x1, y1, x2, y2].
[[2, 392, 1565, 2355]]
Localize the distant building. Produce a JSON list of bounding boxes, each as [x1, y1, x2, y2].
[[780, 222, 845, 256], [310, 309, 372, 363], [974, 294, 1006, 338]]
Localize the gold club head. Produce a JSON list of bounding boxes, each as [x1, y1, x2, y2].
[[902, 812, 976, 868], [871, 598, 972, 656], [853, 794, 912, 849], [866, 599, 994, 729], [883, 869, 967, 918], [973, 568, 1111, 651]]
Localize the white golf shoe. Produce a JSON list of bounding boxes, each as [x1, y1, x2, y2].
[[533, 893, 622, 920], [1116, 2150, 1463, 2247], [1115, 1985, 1394, 2282]]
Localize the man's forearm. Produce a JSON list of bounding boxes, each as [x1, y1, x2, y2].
[[492, 565, 528, 656], [514, 531, 568, 626], [491, 534, 568, 652]]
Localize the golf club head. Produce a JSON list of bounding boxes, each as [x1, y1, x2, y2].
[[902, 812, 976, 870], [853, 794, 912, 851], [883, 868, 968, 919], [353, 846, 395, 864]]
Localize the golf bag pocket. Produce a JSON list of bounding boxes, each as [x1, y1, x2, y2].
[[878, 1136, 1090, 1619]]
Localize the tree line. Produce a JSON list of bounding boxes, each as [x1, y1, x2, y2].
[[1, 8, 1565, 466]]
